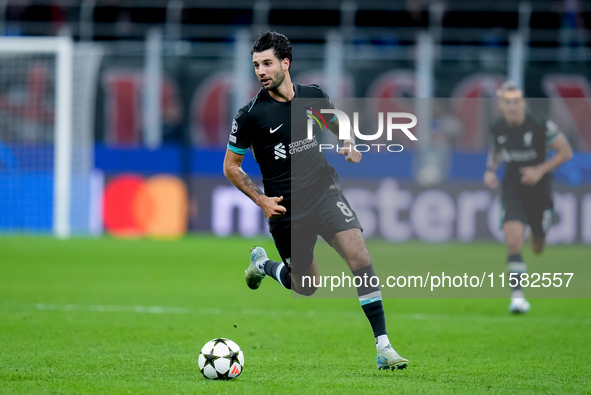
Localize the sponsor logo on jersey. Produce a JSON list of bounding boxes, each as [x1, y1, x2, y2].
[[274, 143, 286, 159], [500, 148, 537, 162], [229, 135, 237, 143], [289, 138, 317, 154]]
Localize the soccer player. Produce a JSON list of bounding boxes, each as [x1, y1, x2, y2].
[[483, 82, 573, 314], [223, 31, 408, 370]]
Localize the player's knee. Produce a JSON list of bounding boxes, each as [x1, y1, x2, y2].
[[294, 284, 318, 296], [300, 286, 318, 296], [346, 248, 371, 271], [292, 273, 319, 296], [505, 237, 523, 254]]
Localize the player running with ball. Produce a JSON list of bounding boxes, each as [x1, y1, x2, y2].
[[484, 82, 572, 314], [223, 30, 408, 370]]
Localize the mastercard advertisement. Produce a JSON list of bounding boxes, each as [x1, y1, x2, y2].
[[102, 174, 188, 239]]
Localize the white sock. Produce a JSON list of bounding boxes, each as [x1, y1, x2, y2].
[[376, 334, 390, 350]]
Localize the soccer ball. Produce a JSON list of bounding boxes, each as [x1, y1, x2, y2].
[[198, 338, 244, 380]]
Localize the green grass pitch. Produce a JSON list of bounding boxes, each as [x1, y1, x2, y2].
[[1, 235, 589, 394]]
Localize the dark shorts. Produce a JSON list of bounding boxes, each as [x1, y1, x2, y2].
[[269, 187, 362, 274], [501, 188, 554, 237]]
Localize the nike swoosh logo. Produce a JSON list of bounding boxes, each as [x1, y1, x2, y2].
[[270, 124, 283, 133], [345, 217, 356, 223]]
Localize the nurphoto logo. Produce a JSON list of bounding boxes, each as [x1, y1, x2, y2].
[[306, 109, 418, 153]]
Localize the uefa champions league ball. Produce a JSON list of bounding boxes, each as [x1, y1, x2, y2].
[[198, 338, 244, 380]]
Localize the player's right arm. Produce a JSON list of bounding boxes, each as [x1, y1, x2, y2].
[[223, 149, 286, 219], [483, 148, 502, 189]]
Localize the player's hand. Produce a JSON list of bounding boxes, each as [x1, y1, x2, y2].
[[260, 195, 287, 219], [339, 142, 361, 163], [484, 170, 499, 189], [520, 166, 544, 186]]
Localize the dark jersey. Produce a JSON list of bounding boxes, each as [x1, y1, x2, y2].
[[490, 114, 559, 195], [228, 83, 336, 218]]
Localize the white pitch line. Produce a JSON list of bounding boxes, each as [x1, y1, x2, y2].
[[31, 303, 213, 315], [1, 302, 589, 325]]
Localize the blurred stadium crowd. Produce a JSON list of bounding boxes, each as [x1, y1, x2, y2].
[[2, 0, 589, 45]]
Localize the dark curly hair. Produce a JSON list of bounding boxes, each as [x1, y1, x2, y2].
[[251, 30, 292, 69]]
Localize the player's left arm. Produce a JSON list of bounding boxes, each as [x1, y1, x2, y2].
[[326, 118, 361, 163], [484, 148, 502, 189], [520, 131, 573, 186]]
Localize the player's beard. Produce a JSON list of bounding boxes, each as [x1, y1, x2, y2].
[[264, 68, 285, 92], [504, 112, 525, 126]]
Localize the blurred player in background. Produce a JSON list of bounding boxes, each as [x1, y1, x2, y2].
[[484, 82, 573, 313], [223, 30, 408, 370]]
